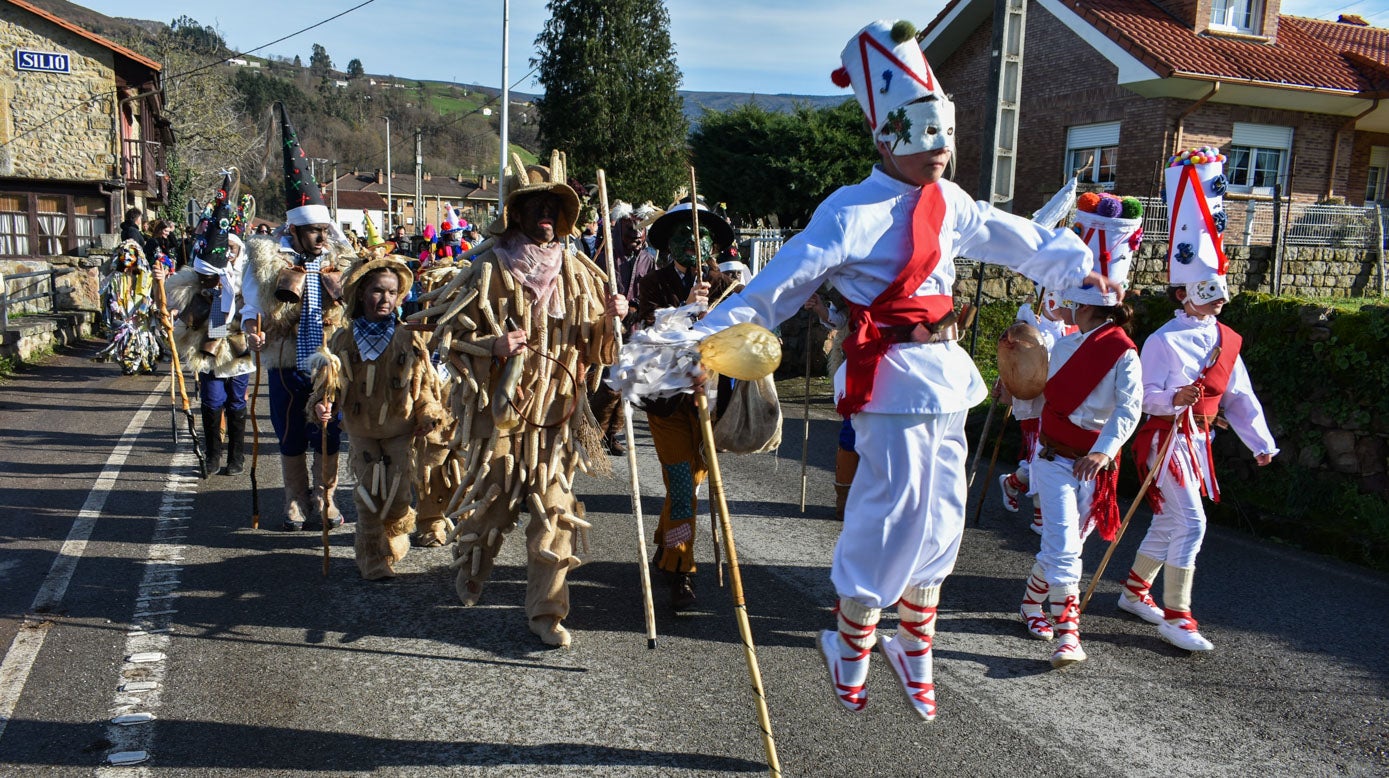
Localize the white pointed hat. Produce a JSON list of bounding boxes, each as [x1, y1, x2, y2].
[[1165, 146, 1231, 303], [833, 20, 954, 156], [1063, 192, 1144, 307]]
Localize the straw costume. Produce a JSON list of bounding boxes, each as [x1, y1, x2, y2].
[[418, 151, 620, 648]]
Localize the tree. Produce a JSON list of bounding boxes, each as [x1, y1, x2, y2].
[[293, 54, 302, 68], [690, 99, 876, 227], [347, 58, 364, 78], [533, 0, 687, 204], [309, 44, 332, 75]]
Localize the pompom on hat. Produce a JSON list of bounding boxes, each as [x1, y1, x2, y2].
[[832, 20, 955, 157], [1165, 146, 1231, 304]]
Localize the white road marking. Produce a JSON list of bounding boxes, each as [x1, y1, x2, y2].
[[0, 381, 167, 745]]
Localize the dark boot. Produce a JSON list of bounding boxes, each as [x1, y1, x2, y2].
[[220, 407, 247, 476], [669, 572, 696, 612], [589, 385, 625, 455], [200, 406, 224, 478]]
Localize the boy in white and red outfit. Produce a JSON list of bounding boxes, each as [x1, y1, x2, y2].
[[1016, 193, 1145, 668], [998, 285, 1077, 534], [1117, 148, 1278, 652], [688, 20, 1110, 720]]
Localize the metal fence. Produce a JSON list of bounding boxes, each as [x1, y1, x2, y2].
[[0, 267, 72, 334], [738, 228, 792, 275], [1134, 197, 1383, 250]]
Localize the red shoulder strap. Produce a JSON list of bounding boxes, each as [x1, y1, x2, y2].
[[1193, 323, 1242, 415], [1043, 324, 1135, 418]]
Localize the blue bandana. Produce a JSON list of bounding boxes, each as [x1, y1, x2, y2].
[[353, 315, 396, 362]]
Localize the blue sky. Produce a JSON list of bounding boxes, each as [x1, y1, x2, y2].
[[80, 0, 1386, 96]]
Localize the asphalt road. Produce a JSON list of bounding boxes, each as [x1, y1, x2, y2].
[[1, 340, 1386, 777]]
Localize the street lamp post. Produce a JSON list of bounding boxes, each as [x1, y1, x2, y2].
[[498, 0, 510, 205], [383, 115, 393, 234]]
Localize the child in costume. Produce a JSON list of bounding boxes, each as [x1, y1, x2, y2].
[[1117, 148, 1278, 652]]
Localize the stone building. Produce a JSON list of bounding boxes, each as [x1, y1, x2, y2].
[[921, 0, 1389, 217], [0, 0, 170, 258]]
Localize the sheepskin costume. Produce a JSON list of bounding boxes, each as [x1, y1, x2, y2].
[[243, 236, 356, 370], [408, 150, 617, 648]]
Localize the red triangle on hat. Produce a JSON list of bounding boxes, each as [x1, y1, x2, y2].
[[856, 32, 937, 128]]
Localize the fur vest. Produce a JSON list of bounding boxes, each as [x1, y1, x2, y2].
[[244, 236, 356, 370], [163, 266, 253, 378]]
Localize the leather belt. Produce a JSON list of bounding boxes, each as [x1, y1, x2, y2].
[[880, 311, 959, 345], [1037, 433, 1088, 461]]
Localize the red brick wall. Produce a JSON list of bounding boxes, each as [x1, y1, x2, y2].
[[932, 0, 1346, 215], [1346, 131, 1389, 206]]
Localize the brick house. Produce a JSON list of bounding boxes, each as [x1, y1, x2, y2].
[[921, 0, 1389, 221], [328, 169, 500, 235], [0, 0, 170, 258]]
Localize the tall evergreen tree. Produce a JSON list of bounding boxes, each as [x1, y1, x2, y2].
[[533, 0, 687, 204]]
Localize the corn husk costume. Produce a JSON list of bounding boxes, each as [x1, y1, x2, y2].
[[410, 259, 471, 547], [410, 151, 617, 648], [96, 240, 164, 375], [239, 102, 358, 530], [306, 255, 447, 579]]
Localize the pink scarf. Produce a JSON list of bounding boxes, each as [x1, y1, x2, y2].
[[494, 234, 565, 318]]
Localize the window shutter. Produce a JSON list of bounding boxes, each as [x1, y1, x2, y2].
[[1371, 146, 1389, 170], [1232, 122, 1293, 150], [1066, 122, 1120, 150]]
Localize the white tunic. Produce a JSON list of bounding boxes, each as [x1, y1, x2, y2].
[[697, 168, 1092, 413]]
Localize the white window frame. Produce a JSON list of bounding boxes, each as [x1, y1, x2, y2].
[[1367, 147, 1389, 204], [1210, 0, 1262, 34], [1064, 122, 1120, 191], [1227, 122, 1292, 196]]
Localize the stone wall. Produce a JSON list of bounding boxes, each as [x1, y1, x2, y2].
[[1, 256, 102, 319], [953, 244, 1384, 303], [0, 5, 118, 179]]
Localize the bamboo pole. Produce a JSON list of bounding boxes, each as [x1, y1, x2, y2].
[[250, 314, 262, 529], [596, 168, 658, 649], [798, 317, 811, 513]]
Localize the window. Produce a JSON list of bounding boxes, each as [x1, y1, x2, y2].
[[1211, 0, 1262, 33], [0, 194, 28, 256], [73, 197, 106, 244], [35, 196, 67, 255], [1227, 123, 1292, 195], [1367, 147, 1389, 204], [1065, 122, 1120, 190]]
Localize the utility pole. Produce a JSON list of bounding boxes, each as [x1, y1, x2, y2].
[[415, 129, 424, 231], [383, 115, 393, 234], [498, 0, 510, 207], [331, 160, 339, 222]]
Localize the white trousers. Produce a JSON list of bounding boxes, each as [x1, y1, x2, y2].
[[832, 411, 967, 609], [1030, 455, 1098, 588], [1136, 430, 1211, 569]]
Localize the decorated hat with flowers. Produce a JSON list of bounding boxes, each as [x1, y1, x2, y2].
[[1164, 146, 1230, 303], [832, 20, 954, 157], [1062, 191, 1144, 307]]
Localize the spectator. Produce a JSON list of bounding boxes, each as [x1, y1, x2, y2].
[[119, 208, 144, 242], [143, 219, 177, 270], [254, 224, 272, 236]]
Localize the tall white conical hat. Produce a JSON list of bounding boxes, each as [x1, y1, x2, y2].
[[833, 20, 954, 156], [1165, 146, 1230, 303]]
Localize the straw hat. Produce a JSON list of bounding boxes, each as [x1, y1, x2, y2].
[[486, 150, 580, 239], [342, 255, 414, 319]]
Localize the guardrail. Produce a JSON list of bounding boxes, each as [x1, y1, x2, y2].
[[0, 267, 74, 334]]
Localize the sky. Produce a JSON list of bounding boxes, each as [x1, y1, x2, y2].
[[79, 0, 1387, 96]]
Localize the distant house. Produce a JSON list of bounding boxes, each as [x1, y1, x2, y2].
[[921, 0, 1389, 221], [0, 0, 172, 257], [328, 169, 500, 234], [330, 189, 387, 239]]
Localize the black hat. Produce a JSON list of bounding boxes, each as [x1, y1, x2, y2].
[[191, 171, 234, 271], [647, 196, 735, 251], [278, 102, 330, 227]]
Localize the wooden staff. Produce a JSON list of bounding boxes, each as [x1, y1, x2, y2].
[[965, 399, 1000, 491], [798, 316, 812, 513], [970, 405, 1013, 527], [319, 321, 333, 577], [155, 274, 207, 478], [597, 168, 658, 649], [694, 389, 781, 777], [250, 314, 262, 529], [1079, 412, 1183, 614]]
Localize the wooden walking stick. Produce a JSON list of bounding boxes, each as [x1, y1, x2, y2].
[[970, 405, 1013, 526], [798, 315, 812, 513], [695, 389, 781, 777], [319, 321, 333, 577], [965, 399, 1000, 491], [1079, 413, 1183, 614], [597, 168, 658, 649], [250, 314, 262, 529], [155, 274, 207, 478]]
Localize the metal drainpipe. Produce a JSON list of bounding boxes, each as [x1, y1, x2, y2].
[[1173, 81, 1221, 154], [1327, 98, 1379, 201]]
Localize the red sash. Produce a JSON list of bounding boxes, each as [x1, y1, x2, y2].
[[1040, 323, 1136, 452], [1193, 324, 1241, 417], [838, 184, 952, 417]]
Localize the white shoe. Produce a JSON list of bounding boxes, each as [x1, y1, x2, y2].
[[1158, 617, 1215, 652], [820, 630, 870, 712], [879, 633, 936, 721], [999, 473, 1023, 513], [1116, 593, 1165, 625], [1020, 604, 1054, 640], [1030, 509, 1043, 536], [1050, 634, 1087, 668]]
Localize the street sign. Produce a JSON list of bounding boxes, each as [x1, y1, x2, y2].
[[15, 50, 71, 74]]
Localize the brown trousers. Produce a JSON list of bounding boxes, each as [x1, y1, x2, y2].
[[349, 435, 416, 580], [646, 402, 707, 575]]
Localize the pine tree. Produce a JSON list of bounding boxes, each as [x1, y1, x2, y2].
[[533, 0, 687, 204]]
